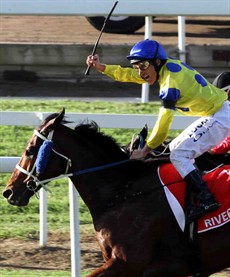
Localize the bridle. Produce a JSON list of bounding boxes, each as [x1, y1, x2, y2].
[[16, 129, 72, 194], [15, 129, 129, 196]]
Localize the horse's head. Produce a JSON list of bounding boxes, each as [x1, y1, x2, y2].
[[3, 108, 69, 206]]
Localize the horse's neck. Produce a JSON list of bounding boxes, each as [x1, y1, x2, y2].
[[62, 142, 127, 214], [70, 167, 128, 214], [71, 160, 163, 219], [55, 126, 163, 217]]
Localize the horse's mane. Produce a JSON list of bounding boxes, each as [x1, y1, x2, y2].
[[73, 121, 164, 180], [74, 120, 128, 159], [41, 114, 126, 159], [41, 114, 169, 180]]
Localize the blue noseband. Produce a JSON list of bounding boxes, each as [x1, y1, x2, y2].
[[36, 140, 54, 174]]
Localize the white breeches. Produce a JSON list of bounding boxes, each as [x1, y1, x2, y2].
[[169, 101, 230, 178]]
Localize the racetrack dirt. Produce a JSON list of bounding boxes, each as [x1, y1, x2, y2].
[[0, 16, 229, 45], [0, 16, 229, 99], [0, 230, 103, 274], [0, 229, 230, 276], [0, 15, 229, 99]]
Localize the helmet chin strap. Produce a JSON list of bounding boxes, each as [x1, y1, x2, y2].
[[151, 59, 166, 82], [150, 41, 166, 81]]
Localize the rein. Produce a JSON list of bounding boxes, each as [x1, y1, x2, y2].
[[16, 128, 176, 203], [16, 129, 129, 194]]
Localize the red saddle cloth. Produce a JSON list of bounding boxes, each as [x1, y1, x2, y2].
[[158, 164, 230, 233]]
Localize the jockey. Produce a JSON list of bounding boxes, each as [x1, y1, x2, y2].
[[211, 72, 230, 154], [86, 39, 230, 221]]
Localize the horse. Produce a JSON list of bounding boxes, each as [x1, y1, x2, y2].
[[3, 108, 230, 277]]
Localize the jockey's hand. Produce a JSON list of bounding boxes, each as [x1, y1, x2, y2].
[[130, 145, 151, 160], [86, 54, 106, 73]]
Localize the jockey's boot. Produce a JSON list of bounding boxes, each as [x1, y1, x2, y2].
[[184, 169, 220, 221]]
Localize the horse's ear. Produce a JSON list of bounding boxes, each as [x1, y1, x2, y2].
[[59, 107, 65, 118], [54, 108, 65, 126], [47, 108, 65, 129], [40, 108, 66, 133]]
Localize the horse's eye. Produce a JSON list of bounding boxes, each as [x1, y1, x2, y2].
[[25, 148, 33, 157]]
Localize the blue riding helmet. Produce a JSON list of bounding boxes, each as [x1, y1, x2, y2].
[[127, 39, 167, 62]]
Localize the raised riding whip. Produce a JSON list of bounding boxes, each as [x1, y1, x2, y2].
[[85, 1, 119, 75]]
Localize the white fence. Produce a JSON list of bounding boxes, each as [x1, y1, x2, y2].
[[0, 111, 197, 276], [0, 111, 199, 129]]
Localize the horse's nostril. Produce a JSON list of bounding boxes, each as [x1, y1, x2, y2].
[[3, 189, 13, 199]]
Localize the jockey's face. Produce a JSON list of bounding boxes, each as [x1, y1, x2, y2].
[[132, 60, 159, 85]]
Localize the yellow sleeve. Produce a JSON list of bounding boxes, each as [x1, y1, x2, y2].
[[103, 65, 145, 84], [147, 107, 175, 149]]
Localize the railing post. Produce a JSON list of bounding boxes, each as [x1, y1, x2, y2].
[[141, 15, 152, 103], [178, 16, 186, 63], [39, 187, 47, 246], [69, 179, 81, 277]]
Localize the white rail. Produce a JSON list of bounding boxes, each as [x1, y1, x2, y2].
[[0, 111, 199, 129]]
